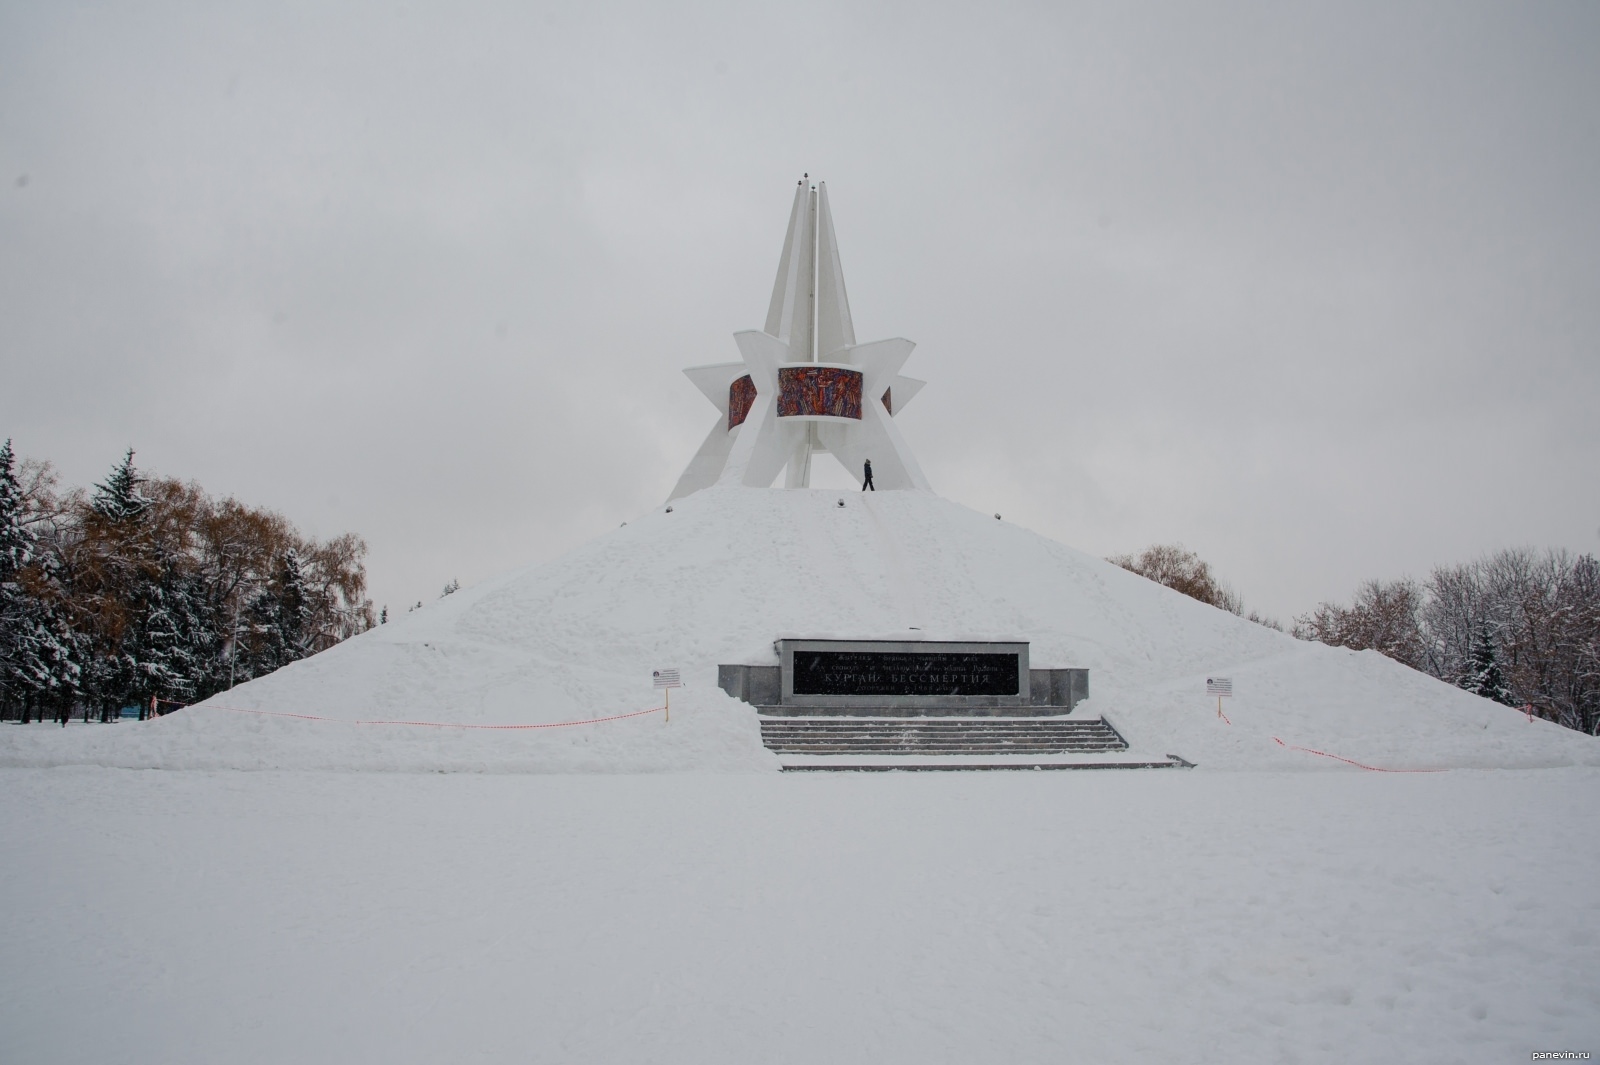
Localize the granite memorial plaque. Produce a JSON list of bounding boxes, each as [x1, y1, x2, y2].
[[777, 639, 1031, 709], [792, 650, 1019, 697]]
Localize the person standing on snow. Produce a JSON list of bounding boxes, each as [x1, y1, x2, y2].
[[862, 459, 875, 492]]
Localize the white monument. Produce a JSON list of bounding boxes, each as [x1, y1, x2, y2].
[[668, 179, 931, 500]]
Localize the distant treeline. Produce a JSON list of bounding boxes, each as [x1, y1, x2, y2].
[[0, 441, 373, 722], [1113, 543, 1600, 736]]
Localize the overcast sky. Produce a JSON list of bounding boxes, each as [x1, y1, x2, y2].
[[2, 1, 1597, 623]]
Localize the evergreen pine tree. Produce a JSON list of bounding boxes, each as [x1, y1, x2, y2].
[[239, 549, 315, 679], [81, 449, 171, 717], [1467, 624, 1512, 705], [0, 438, 37, 712], [0, 439, 30, 574], [131, 560, 220, 707], [0, 440, 81, 718], [277, 548, 313, 658], [91, 448, 153, 523]]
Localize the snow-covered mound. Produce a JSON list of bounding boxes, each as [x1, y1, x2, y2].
[[4, 487, 1595, 772]]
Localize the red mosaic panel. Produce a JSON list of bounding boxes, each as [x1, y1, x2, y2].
[[776, 366, 863, 420], [728, 375, 757, 430]]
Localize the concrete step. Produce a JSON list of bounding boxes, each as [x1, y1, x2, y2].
[[761, 741, 1126, 751], [757, 719, 1113, 729], [761, 742, 1128, 750], [759, 728, 1124, 739], [759, 731, 1125, 741], [778, 756, 1193, 772], [758, 727, 1117, 737], [756, 719, 1123, 729], [758, 734, 1129, 743], [758, 716, 1130, 758]]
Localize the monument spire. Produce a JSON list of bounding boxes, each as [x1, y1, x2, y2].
[[764, 179, 815, 363], [667, 179, 931, 501], [815, 182, 855, 361]]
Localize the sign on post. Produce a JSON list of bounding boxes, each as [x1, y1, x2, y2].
[[653, 669, 682, 722], [1206, 677, 1232, 720]]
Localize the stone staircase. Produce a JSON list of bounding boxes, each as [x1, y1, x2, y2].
[[758, 715, 1193, 771]]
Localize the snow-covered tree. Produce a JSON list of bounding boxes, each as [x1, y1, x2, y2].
[[1293, 578, 1431, 672], [1465, 625, 1511, 705], [0, 439, 29, 575], [132, 561, 222, 706], [71, 450, 228, 716], [1302, 549, 1600, 734], [1107, 544, 1243, 614], [0, 440, 82, 718], [0, 434, 81, 716], [238, 549, 316, 680], [2, 442, 369, 717], [75, 450, 158, 717], [91, 448, 153, 524]]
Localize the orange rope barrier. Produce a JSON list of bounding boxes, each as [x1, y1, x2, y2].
[[1206, 699, 1445, 773], [1271, 736, 1446, 774]]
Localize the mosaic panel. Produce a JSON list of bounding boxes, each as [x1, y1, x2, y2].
[[776, 365, 863, 420], [728, 375, 757, 430]]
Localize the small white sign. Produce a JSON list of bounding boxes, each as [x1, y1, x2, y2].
[[1206, 677, 1233, 697], [652, 669, 682, 690]]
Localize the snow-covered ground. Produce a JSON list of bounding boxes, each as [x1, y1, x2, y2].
[[3, 766, 1596, 1064], [2, 488, 1595, 774]]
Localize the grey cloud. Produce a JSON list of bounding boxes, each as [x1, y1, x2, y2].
[[2, 0, 1596, 621]]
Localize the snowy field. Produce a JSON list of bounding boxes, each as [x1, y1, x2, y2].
[[3, 764, 1597, 1064]]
